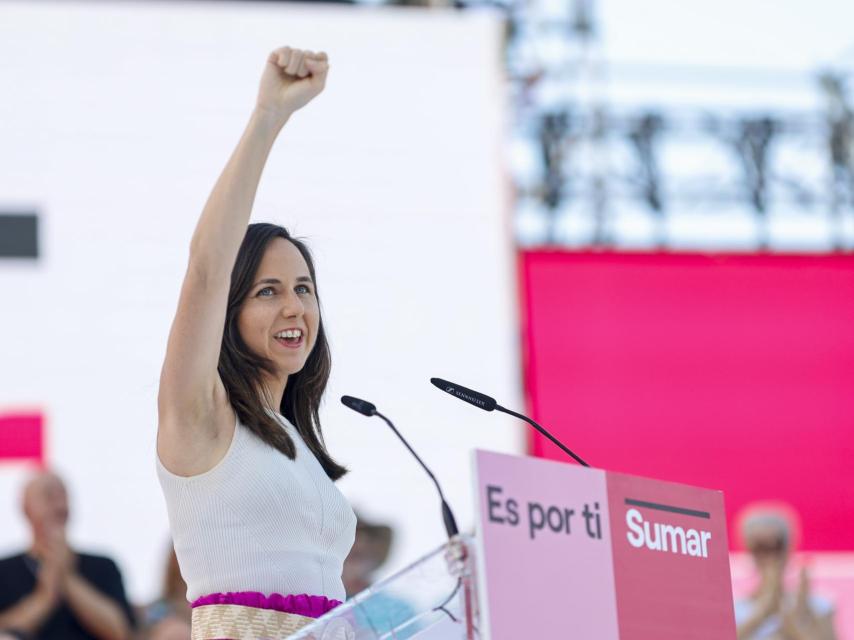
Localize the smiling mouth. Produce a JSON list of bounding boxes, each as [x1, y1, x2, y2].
[[274, 329, 305, 349]]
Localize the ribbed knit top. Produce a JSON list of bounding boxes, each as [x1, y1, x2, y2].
[[156, 414, 356, 602]]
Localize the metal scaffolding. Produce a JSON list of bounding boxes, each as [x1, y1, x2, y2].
[[486, 0, 854, 250]]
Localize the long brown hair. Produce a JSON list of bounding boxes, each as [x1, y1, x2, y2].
[[217, 223, 346, 480]]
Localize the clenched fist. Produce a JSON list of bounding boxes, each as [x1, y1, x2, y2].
[[256, 46, 330, 124]]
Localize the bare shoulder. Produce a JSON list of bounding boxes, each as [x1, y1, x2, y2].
[[157, 378, 236, 477]]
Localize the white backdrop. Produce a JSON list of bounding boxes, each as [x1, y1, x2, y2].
[[0, 1, 523, 602]]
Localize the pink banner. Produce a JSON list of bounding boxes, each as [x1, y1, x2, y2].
[[606, 471, 735, 639], [474, 450, 619, 639], [474, 450, 736, 639], [519, 251, 854, 551]]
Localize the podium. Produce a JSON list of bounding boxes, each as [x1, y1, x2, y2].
[[290, 450, 737, 639], [288, 535, 481, 639]]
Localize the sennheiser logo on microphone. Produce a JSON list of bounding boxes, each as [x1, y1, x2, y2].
[[451, 387, 488, 408]]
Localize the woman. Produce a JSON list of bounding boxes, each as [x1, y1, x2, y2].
[[156, 46, 356, 639]]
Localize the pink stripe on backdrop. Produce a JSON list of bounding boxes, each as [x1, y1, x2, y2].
[[0, 412, 43, 463]]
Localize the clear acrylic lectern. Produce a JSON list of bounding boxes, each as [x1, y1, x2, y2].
[[288, 535, 481, 640]]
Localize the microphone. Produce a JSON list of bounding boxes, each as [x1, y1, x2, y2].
[[430, 379, 496, 412], [341, 395, 376, 417], [340, 395, 459, 539], [430, 377, 590, 467]]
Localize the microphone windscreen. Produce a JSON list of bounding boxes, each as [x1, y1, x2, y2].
[[430, 377, 497, 412], [341, 395, 377, 417]]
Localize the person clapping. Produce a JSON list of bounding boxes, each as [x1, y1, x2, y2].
[[735, 508, 837, 640], [0, 472, 134, 640]]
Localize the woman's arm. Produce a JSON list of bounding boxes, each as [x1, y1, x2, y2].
[[157, 47, 330, 468]]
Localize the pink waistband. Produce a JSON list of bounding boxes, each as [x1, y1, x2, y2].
[[191, 592, 342, 619]]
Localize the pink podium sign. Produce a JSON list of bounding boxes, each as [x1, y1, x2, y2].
[[473, 450, 736, 639]]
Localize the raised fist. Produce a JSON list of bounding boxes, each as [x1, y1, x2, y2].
[[256, 46, 330, 123]]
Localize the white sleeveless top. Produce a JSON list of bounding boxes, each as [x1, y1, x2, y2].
[[156, 414, 356, 602]]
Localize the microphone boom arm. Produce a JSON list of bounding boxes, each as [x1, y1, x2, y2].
[[496, 404, 589, 467], [375, 412, 460, 538]]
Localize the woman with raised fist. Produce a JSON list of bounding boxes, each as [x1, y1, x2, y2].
[[156, 47, 356, 639]]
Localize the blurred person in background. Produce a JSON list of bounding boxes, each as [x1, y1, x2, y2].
[[0, 472, 135, 640], [735, 507, 837, 640], [142, 619, 187, 640], [342, 514, 416, 637], [156, 45, 355, 639], [137, 548, 190, 640]]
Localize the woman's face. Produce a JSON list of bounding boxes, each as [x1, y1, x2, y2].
[[237, 237, 320, 381]]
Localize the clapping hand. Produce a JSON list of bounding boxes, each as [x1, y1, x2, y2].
[[36, 526, 75, 604]]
